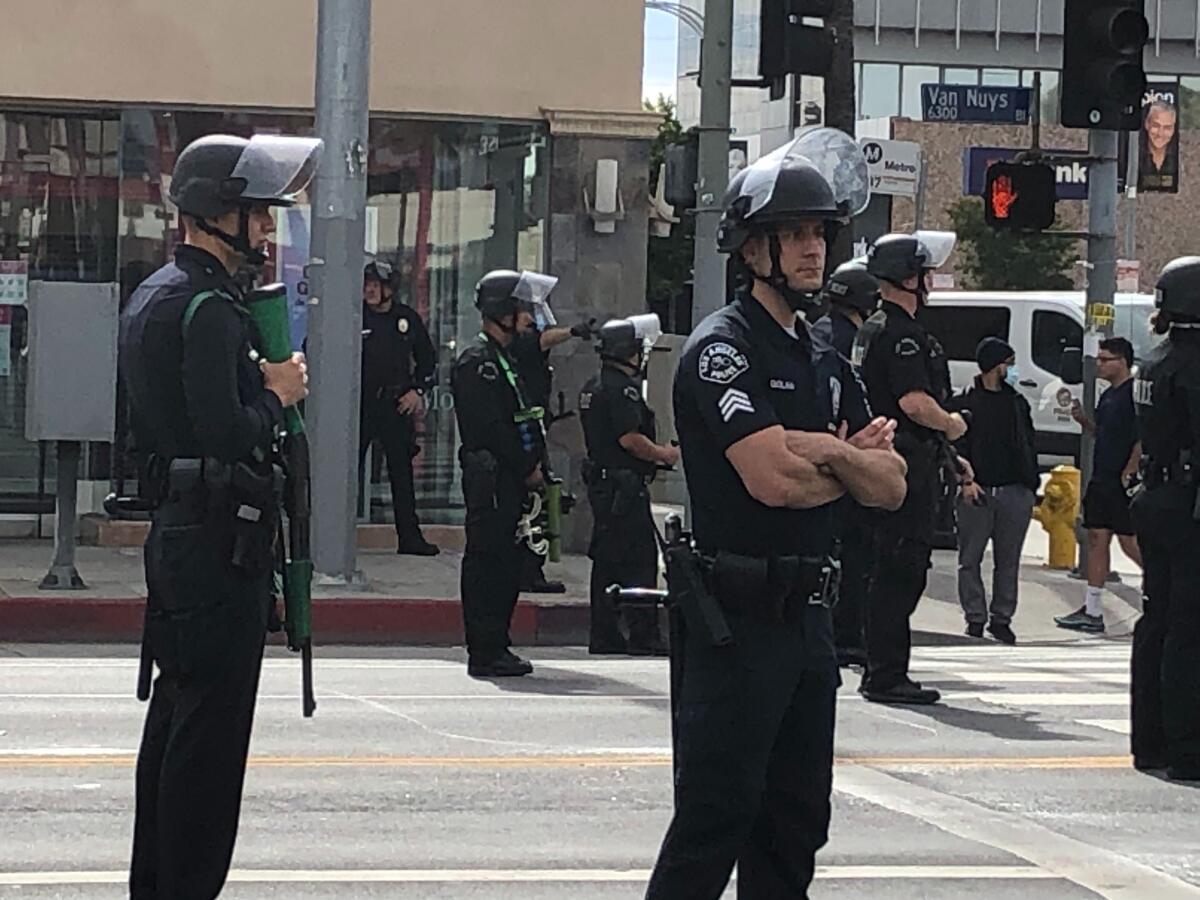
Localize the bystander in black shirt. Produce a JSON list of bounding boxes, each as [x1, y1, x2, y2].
[[1093, 380, 1138, 482]]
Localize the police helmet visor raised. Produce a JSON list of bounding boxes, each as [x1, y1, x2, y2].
[[736, 128, 871, 222], [229, 135, 324, 206], [512, 271, 559, 327], [913, 230, 957, 269]]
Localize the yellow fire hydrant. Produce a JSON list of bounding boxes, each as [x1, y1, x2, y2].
[[1032, 465, 1081, 570]]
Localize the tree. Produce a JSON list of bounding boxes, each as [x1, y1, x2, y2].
[[644, 96, 694, 330], [947, 197, 1077, 290]]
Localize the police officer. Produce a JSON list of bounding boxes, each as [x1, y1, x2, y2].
[[580, 316, 678, 655], [119, 133, 319, 899], [1129, 256, 1200, 782], [813, 261, 881, 668], [511, 283, 594, 593], [452, 270, 549, 678], [854, 232, 969, 706], [646, 144, 908, 899], [360, 259, 439, 556]]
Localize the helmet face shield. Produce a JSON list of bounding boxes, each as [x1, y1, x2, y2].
[[513, 271, 559, 328], [230, 135, 324, 206], [734, 128, 871, 221], [913, 230, 957, 269]]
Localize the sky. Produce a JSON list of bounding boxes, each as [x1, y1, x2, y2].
[[642, 9, 679, 104]]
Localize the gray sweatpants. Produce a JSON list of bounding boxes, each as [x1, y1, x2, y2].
[[956, 485, 1036, 626]]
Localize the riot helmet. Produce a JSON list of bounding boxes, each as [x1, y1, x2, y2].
[[475, 269, 559, 331], [597, 313, 662, 370], [866, 230, 956, 304], [820, 260, 880, 316], [169, 134, 323, 266], [1154, 256, 1200, 325], [717, 128, 871, 315]]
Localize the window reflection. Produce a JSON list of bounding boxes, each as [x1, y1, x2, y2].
[[861, 63, 901, 119]]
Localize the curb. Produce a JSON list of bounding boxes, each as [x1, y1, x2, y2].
[[0, 596, 591, 646]]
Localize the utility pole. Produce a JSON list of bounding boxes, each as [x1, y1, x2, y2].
[[822, 0, 856, 268], [307, 0, 372, 582], [690, 0, 733, 324], [1080, 129, 1120, 492]]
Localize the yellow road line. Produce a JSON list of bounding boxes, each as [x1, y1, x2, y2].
[[0, 753, 1135, 770]]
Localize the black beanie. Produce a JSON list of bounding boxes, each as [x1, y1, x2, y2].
[[976, 336, 1015, 373]]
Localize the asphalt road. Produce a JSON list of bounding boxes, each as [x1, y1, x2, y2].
[[2, 642, 1199, 899]]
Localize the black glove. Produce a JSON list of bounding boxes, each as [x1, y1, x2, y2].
[[570, 319, 597, 339]]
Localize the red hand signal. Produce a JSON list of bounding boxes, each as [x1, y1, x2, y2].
[[990, 175, 1019, 219]]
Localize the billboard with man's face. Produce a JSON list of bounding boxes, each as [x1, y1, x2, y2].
[[1138, 83, 1180, 193]]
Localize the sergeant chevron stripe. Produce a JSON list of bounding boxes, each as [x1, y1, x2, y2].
[[719, 388, 754, 422]]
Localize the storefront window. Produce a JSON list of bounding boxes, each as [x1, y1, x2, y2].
[[981, 68, 1020, 86], [860, 63, 901, 119], [901, 65, 940, 118], [943, 67, 980, 85], [0, 110, 119, 505]]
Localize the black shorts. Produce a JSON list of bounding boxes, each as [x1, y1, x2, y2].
[[1082, 479, 1135, 536]]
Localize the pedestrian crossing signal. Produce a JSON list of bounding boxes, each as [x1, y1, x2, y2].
[[983, 162, 1057, 232]]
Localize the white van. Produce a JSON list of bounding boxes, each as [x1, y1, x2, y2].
[[921, 291, 1161, 465]]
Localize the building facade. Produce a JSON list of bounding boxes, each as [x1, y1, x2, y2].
[[0, 0, 656, 548], [675, 1, 1200, 290]]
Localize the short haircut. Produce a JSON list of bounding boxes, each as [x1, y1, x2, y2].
[[1101, 336, 1134, 368]]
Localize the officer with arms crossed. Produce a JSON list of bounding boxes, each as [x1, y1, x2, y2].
[[452, 270, 553, 678], [813, 260, 881, 667], [580, 315, 678, 655], [120, 133, 318, 899], [854, 231, 969, 706], [1129, 257, 1200, 782], [645, 136, 907, 899], [359, 259, 439, 556]]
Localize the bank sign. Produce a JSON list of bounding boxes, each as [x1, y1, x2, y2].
[[922, 84, 1032, 124], [963, 147, 1090, 201]]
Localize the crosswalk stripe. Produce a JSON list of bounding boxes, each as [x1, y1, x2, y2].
[[913, 670, 1127, 683], [942, 692, 1127, 706], [1079, 718, 1132, 735]]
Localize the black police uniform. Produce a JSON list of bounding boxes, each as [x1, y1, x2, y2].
[[1130, 332, 1200, 776], [509, 328, 558, 588], [360, 299, 436, 545], [646, 291, 867, 899], [452, 333, 542, 666], [812, 308, 873, 662], [580, 364, 662, 653], [856, 300, 953, 694], [120, 245, 282, 900]]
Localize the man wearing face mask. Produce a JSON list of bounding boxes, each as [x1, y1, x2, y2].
[[949, 338, 1039, 645], [853, 231, 970, 705], [119, 133, 319, 899], [646, 141, 908, 900]]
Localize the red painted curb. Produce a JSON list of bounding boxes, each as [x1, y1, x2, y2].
[[0, 596, 590, 645]]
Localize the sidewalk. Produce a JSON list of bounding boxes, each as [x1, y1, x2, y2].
[[0, 519, 1143, 645]]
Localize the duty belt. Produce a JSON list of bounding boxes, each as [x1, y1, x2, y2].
[[1142, 460, 1195, 488], [700, 548, 842, 617]]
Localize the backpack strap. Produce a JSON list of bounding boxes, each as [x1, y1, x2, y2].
[[181, 289, 234, 339]]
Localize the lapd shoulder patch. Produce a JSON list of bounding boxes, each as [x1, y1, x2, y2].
[[477, 360, 499, 382], [895, 337, 922, 357], [698, 341, 750, 385], [623, 385, 641, 402]]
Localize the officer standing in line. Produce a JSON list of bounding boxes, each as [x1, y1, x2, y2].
[[854, 232, 969, 706], [451, 270, 550, 678], [645, 137, 908, 899], [360, 259, 439, 556], [120, 134, 318, 899], [1129, 256, 1200, 782], [580, 315, 678, 655], [813, 260, 881, 668], [511, 285, 595, 593]]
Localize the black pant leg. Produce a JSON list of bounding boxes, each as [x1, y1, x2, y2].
[[518, 542, 547, 589], [833, 522, 872, 653], [377, 408, 421, 541], [1131, 532, 1169, 762], [1162, 539, 1200, 768], [864, 537, 930, 691], [130, 673, 176, 899], [589, 559, 626, 650], [461, 480, 523, 662], [645, 616, 810, 900]]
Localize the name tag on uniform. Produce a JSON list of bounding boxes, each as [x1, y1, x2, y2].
[[1133, 377, 1154, 406], [769, 378, 795, 391]]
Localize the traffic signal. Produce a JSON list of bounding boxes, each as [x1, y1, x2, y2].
[[1061, 0, 1149, 130], [983, 162, 1057, 231], [759, 0, 836, 85]]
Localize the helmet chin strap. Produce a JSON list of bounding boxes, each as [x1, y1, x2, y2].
[[195, 207, 267, 268], [879, 272, 930, 307], [759, 234, 820, 315]]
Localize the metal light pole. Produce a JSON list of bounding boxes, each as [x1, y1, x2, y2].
[[307, 0, 371, 582]]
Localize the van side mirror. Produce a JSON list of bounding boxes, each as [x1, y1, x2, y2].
[[1060, 347, 1083, 385]]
